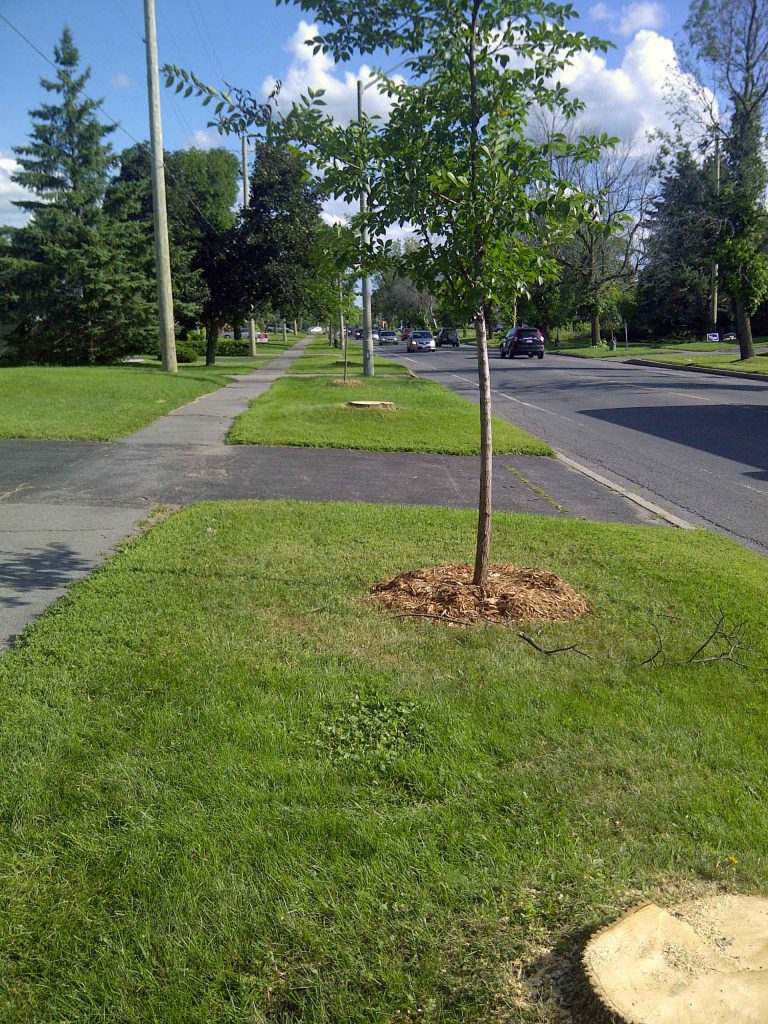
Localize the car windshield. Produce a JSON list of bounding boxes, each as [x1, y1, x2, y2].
[[413, 331, 432, 338]]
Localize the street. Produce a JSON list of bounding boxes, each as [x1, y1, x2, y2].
[[384, 345, 768, 555]]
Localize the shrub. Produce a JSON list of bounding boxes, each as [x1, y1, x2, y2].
[[156, 341, 198, 363]]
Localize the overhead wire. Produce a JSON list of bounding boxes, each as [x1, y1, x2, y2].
[[0, 8, 227, 239]]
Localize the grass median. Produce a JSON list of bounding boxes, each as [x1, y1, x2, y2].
[[290, 336, 410, 375], [556, 340, 742, 359], [228, 374, 553, 455], [634, 353, 768, 377], [1, 499, 766, 1021]]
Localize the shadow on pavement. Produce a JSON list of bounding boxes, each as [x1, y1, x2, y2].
[[580, 404, 768, 472], [0, 543, 92, 607]]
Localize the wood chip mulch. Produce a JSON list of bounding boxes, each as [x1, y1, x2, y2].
[[370, 563, 589, 626], [329, 378, 364, 387]]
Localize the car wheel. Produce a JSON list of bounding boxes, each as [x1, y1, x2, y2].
[[538, 353, 544, 360], [499, 348, 506, 358], [509, 352, 514, 359], [528, 353, 534, 359]]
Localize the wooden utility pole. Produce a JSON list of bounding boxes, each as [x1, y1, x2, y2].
[[710, 129, 721, 333], [357, 79, 374, 377], [143, 0, 177, 373], [241, 136, 258, 358]]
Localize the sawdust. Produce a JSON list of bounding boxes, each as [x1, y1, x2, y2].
[[329, 378, 364, 387], [370, 563, 590, 626]]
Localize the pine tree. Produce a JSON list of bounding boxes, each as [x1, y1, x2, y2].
[[0, 28, 153, 363]]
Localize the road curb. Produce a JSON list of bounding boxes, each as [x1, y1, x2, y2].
[[555, 452, 694, 530], [626, 358, 768, 382]]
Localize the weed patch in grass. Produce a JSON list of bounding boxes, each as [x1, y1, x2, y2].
[[228, 375, 552, 455]]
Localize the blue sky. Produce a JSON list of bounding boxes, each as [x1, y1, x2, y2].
[[1, 0, 690, 225]]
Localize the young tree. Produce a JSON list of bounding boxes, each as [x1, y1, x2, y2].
[[165, 2, 608, 584], [686, 0, 768, 358], [0, 29, 153, 363]]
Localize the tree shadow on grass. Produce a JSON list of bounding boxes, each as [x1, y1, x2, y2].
[[0, 543, 92, 608]]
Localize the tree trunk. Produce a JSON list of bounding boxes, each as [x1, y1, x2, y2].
[[206, 320, 219, 366], [735, 298, 756, 360], [233, 321, 242, 340], [590, 311, 601, 347], [473, 309, 493, 587]]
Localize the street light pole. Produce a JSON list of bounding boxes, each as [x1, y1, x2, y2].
[[357, 79, 374, 378], [143, 0, 177, 373], [241, 135, 258, 358]]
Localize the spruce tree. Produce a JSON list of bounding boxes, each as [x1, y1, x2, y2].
[[0, 28, 153, 363]]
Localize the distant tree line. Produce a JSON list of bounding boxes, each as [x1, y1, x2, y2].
[[0, 29, 347, 366]]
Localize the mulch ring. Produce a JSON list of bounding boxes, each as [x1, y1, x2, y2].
[[329, 378, 364, 387], [370, 563, 589, 626]]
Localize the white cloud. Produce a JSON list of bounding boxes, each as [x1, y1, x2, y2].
[[617, 2, 665, 35], [558, 30, 687, 140], [0, 155, 32, 228], [111, 73, 133, 89], [589, 3, 612, 20], [261, 20, 400, 125], [187, 128, 222, 150]]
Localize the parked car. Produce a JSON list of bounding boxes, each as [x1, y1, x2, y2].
[[723, 331, 737, 342], [309, 325, 324, 334], [436, 327, 460, 347], [500, 325, 545, 359], [221, 329, 235, 338], [379, 330, 398, 345], [407, 329, 436, 352]]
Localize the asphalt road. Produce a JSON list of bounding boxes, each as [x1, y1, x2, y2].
[[382, 344, 768, 556]]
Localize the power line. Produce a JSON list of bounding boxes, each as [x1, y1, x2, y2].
[[0, 9, 226, 239]]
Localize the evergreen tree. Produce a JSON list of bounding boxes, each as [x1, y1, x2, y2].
[[637, 148, 717, 338], [0, 29, 153, 364]]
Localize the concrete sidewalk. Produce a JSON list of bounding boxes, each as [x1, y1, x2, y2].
[[0, 338, 312, 649], [0, 337, 661, 649]]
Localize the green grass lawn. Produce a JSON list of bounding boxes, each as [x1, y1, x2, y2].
[[228, 375, 552, 455], [290, 336, 410, 375], [1, 499, 767, 1021], [0, 342, 301, 441], [555, 340, 743, 359], [634, 352, 768, 377]]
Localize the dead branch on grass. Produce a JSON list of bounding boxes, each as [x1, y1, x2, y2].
[[517, 632, 595, 659]]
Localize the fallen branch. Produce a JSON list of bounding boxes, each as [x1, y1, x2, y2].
[[639, 623, 665, 667]]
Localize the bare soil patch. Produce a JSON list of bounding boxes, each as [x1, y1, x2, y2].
[[370, 562, 589, 626]]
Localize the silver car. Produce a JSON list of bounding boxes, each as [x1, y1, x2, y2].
[[407, 330, 436, 352]]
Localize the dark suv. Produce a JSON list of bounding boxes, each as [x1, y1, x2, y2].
[[436, 327, 460, 347], [500, 325, 545, 359]]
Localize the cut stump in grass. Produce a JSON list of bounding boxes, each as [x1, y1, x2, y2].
[[346, 400, 396, 410], [583, 895, 768, 1024], [370, 563, 589, 626]]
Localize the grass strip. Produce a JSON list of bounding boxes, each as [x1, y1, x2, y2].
[[0, 341, 303, 441], [555, 340, 744, 359], [0, 499, 766, 1021], [291, 335, 410, 375], [228, 374, 553, 455], [633, 353, 768, 377]]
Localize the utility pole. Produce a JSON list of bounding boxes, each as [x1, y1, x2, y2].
[[241, 135, 258, 358], [143, 0, 177, 373], [710, 128, 721, 334], [357, 79, 374, 377]]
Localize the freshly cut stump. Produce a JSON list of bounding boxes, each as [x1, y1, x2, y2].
[[584, 896, 768, 1024], [346, 400, 395, 409], [370, 563, 589, 625]]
